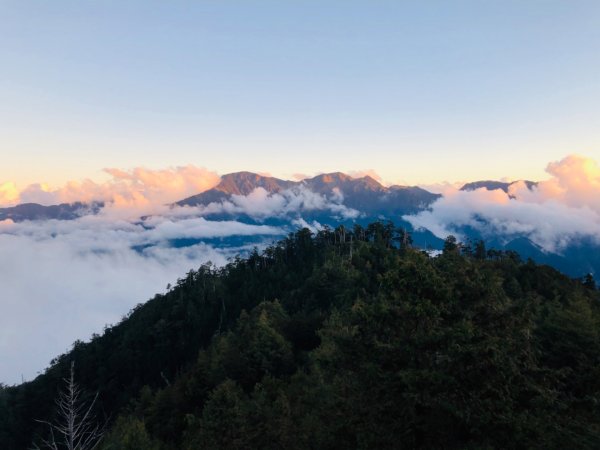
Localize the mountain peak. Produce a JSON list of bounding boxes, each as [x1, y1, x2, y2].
[[306, 172, 353, 184], [177, 171, 297, 206], [355, 175, 385, 191], [305, 172, 385, 193], [215, 172, 295, 196]]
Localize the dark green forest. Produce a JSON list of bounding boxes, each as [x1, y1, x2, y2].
[[1, 222, 600, 449]]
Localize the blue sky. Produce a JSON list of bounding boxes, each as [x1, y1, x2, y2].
[[1, 1, 599, 186]]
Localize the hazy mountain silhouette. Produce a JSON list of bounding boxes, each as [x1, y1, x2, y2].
[[461, 180, 537, 193], [0, 202, 103, 222]]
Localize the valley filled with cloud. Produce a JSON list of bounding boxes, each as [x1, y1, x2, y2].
[[0, 214, 282, 384], [2, 154, 600, 384]]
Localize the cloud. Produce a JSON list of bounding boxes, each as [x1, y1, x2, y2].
[[6, 154, 599, 384], [291, 172, 311, 181], [0, 182, 20, 205], [509, 154, 600, 212], [404, 154, 600, 253], [0, 213, 282, 385], [347, 169, 383, 182], [1, 165, 221, 214], [0, 166, 364, 383], [240, 185, 359, 219], [143, 216, 282, 241], [291, 218, 324, 233], [187, 185, 360, 221], [256, 171, 273, 177], [417, 181, 467, 195]]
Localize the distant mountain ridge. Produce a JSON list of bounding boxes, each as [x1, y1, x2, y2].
[[3, 173, 545, 223], [460, 180, 537, 193], [177, 171, 440, 216], [2, 173, 600, 278], [0, 171, 441, 225], [0, 202, 103, 222]]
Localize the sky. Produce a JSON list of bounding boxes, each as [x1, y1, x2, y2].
[[1, 0, 600, 189]]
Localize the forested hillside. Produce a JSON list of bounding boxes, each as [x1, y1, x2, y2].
[[1, 222, 600, 449]]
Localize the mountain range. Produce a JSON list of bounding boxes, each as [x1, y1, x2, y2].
[[0, 171, 596, 279], [0, 201, 103, 222], [177, 171, 440, 216], [0, 172, 438, 222]]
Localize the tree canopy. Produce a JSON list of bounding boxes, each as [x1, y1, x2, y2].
[[1, 223, 599, 449]]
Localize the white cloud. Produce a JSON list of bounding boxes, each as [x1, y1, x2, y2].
[[404, 155, 600, 253], [0, 182, 20, 205], [190, 185, 360, 220], [346, 169, 383, 183], [0, 214, 282, 385], [509, 154, 600, 212], [1, 165, 221, 215], [0, 171, 365, 384], [6, 154, 600, 384], [417, 181, 466, 195], [291, 218, 324, 233]]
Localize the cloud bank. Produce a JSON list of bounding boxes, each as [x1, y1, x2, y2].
[[405, 155, 600, 253], [188, 185, 360, 221], [0, 166, 368, 384], [3, 155, 600, 384], [0, 213, 282, 385], [0, 182, 20, 206], [1, 165, 221, 213]]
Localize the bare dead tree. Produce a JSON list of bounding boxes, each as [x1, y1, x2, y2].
[[31, 362, 105, 450]]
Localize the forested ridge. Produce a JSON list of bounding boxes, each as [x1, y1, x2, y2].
[[1, 222, 600, 449]]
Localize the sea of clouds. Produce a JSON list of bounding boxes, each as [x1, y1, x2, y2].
[[2, 155, 600, 384], [0, 166, 361, 384]]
